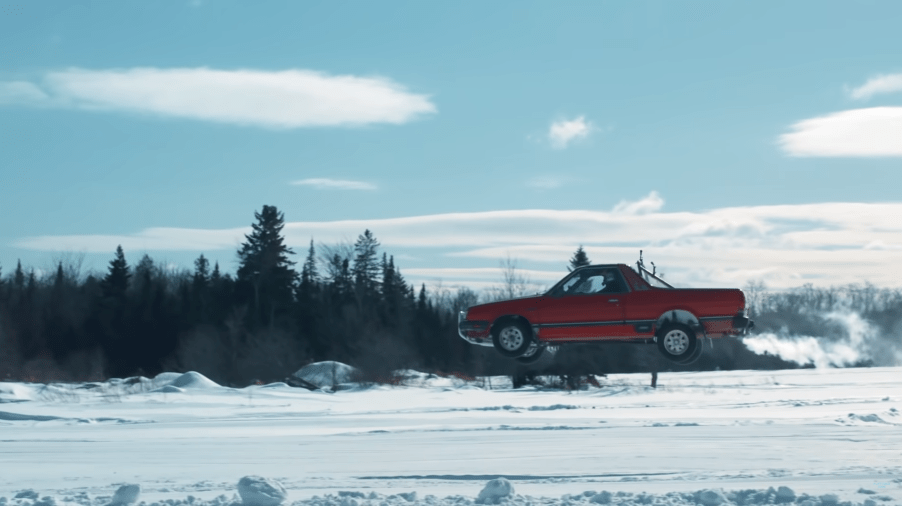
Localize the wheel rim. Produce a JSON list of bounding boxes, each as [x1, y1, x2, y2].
[[662, 329, 689, 355], [498, 326, 525, 351]]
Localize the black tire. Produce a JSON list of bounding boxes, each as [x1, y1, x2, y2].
[[515, 343, 546, 364], [492, 320, 534, 358], [675, 336, 704, 365], [656, 323, 698, 362]]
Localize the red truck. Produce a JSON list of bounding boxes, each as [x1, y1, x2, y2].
[[458, 259, 753, 364]]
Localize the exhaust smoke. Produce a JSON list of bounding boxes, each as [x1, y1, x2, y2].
[[742, 311, 901, 368]]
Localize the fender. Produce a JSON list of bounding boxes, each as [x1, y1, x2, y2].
[[655, 309, 703, 337]]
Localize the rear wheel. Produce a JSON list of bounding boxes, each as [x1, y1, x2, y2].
[[492, 320, 534, 358], [675, 336, 704, 364], [656, 323, 698, 362]]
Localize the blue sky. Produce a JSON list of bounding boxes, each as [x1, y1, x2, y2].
[[2, 1, 902, 292]]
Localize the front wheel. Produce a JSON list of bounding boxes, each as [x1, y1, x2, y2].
[[656, 323, 698, 362], [492, 320, 534, 358]]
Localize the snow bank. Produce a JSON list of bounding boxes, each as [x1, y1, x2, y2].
[[476, 478, 514, 504], [152, 372, 184, 387], [168, 372, 220, 390], [237, 476, 287, 506], [0, 383, 37, 402], [110, 484, 141, 505], [0, 482, 892, 506], [292, 362, 358, 389]]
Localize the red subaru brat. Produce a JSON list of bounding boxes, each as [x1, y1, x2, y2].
[[458, 260, 753, 364]]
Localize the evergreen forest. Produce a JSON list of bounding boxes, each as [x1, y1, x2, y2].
[[1, 206, 899, 386]]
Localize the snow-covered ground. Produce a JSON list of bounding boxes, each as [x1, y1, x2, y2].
[[1, 366, 900, 506]]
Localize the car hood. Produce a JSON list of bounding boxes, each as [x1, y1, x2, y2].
[[466, 294, 544, 318]]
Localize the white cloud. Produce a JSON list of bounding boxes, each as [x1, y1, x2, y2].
[[15, 227, 248, 253], [779, 107, 902, 157], [0, 67, 436, 128], [612, 191, 664, 215], [850, 73, 902, 100], [16, 196, 902, 289], [548, 116, 591, 149], [292, 178, 377, 190]]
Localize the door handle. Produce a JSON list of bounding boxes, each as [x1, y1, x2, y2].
[[608, 299, 619, 303]]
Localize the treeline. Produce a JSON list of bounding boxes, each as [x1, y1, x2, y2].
[[1, 210, 898, 386], [0, 205, 498, 385]]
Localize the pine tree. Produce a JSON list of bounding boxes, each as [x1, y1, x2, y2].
[[25, 269, 36, 296], [568, 245, 591, 271], [193, 254, 210, 287], [236, 205, 297, 326], [295, 239, 322, 356], [52, 262, 65, 292], [381, 253, 398, 323], [133, 254, 155, 296], [326, 254, 353, 304], [381, 253, 394, 296], [300, 239, 319, 289], [14, 260, 24, 290], [417, 283, 428, 312], [102, 245, 131, 299], [211, 261, 222, 283], [352, 229, 380, 301]]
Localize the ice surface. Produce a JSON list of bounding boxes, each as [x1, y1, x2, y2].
[[0, 366, 900, 506]]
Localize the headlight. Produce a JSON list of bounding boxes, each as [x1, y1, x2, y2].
[[459, 309, 468, 321]]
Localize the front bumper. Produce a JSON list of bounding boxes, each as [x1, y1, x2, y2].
[[457, 316, 493, 347]]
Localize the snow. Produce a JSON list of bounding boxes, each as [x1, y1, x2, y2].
[[167, 372, 220, 390], [237, 477, 288, 506], [293, 361, 360, 389], [110, 485, 141, 505], [1, 366, 901, 506]]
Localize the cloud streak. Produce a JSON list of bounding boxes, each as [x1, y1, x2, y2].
[[0, 67, 436, 128], [15, 193, 902, 289], [548, 116, 591, 149], [850, 73, 902, 100], [779, 107, 902, 157], [292, 178, 377, 190]]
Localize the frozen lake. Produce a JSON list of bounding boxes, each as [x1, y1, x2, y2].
[[1, 367, 900, 505]]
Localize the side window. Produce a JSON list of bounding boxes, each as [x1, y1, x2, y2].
[[553, 268, 630, 296], [580, 274, 606, 293], [597, 269, 627, 294], [556, 270, 603, 296], [560, 275, 581, 294]]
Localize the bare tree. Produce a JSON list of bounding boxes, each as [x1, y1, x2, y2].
[[743, 279, 767, 318], [486, 255, 532, 302]]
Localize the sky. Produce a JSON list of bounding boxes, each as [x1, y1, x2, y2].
[[2, 1, 902, 292]]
